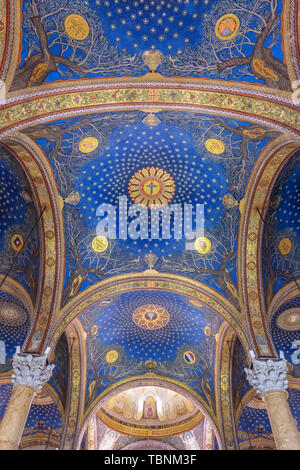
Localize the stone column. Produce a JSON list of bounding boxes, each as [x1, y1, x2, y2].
[[0, 346, 54, 450], [245, 351, 300, 450]]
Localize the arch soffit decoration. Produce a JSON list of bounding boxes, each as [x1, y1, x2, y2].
[[50, 272, 251, 355], [238, 136, 300, 357], [0, 374, 65, 423], [0, 133, 64, 354]]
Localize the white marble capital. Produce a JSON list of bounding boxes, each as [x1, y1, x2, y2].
[[11, 346, 54, 392], [244, 351, 288, 396]]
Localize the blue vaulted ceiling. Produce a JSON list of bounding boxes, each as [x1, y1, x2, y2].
[[1, 0, 299, 449], [12, 0, 289, 90], [25, 110, 278, 308], [77, 289, 224, 412]]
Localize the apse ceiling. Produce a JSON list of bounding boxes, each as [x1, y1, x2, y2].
[[13, 0, 288, 90], [0, 0, 299, 451]]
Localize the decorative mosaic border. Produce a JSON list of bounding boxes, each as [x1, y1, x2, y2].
[[61, 321, 85, 450]]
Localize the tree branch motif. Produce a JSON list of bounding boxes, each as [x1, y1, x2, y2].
[[11, 2, 145, 91]]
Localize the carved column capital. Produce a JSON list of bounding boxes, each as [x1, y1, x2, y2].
[[245, 351, 288, 396], [11, 346, 54, 392]]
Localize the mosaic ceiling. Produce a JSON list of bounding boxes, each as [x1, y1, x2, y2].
[[78, 289, 223, 413], [0, 0, 299, 451], [263, 151, 300, 305]]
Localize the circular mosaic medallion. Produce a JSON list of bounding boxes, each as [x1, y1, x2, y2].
[[128, 167, 175, 209], [194, 237, 211, 254], [205, 139, 225, 155], [11, 234, 24, 252], [65, 14, 90, 41], [132, 304, 170, 330], [215, 14, 240, 40], [92, 236, 108, 252], [183, 351, 196, 364], [278, 238, 292, 256], [276, 309, 300, 331], [106, 350, 119, 363], [79, 137, 99, 153], [0, 302, 27, 326]]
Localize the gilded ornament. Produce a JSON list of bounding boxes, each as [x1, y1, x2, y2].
[[253, 59, 279, 81], [247, 261, 256, 270], [0, 303, 26, 326], [222, 194, 239, 209], [183, 351, 196, 364], [142, 50, 163, 72], [276, 309, 300, 331], [248, 232, 257, 241], [128, 167, 175, 208], [11, 234, 24, 251], [142, 113, 161, 127], [65, 14, 90, 41], [249, 290, 257, 300]]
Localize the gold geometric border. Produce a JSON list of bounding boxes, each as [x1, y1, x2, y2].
[[60, 320, 86, 450], [238, 137, 300, 357], [266, 280, 300, 325], [50, 272, 251, 355], [0, 134, 64, 353], [0, 82, 299, 138]]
